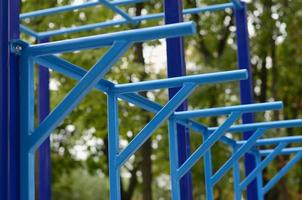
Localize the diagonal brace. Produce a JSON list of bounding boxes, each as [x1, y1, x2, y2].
[[211, 128, 267, 185], [262, 151, 302, 194], [116, 83, 197, 167], [29, 41, 131, 152], [240, 142, 288, 190], [176, 111, 241, 180], [99, 0, 137, 24]]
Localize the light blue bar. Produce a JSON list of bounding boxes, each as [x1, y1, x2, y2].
[[33, 55, 218, 146], [211, 128, 267, 185], [23, 22, 196, 56], [238, 135, 302, 146], [176, 112, 241, 179], [20, 25, 39, 38], [116, 83, 196, 167], [203, 132, 214, 200], [262, 151, 302, 194], [107, 94, 121, 200], [260, 147, 302, 156], [208, 119, 302, 133], [255, 151, 264, 200], [232, 145, 241, 200], [174, 102, 283, 119], [113, 69, 248, 94], [24, 3, 233, 39], [168, 118, 181, 200], [20, 0, 147, 19], [99, 0, 136, 24], [20, 53, 35, 200], [239, 142, 288, 190], [29, 42, 130, 152]]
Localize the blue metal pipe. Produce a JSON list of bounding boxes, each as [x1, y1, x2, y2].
[[22, 22, 196, 56], [20, 0, 148, 19], [174, 102, 283, 119], [260, 147, 302, 156], [113, 69, 248, 94], [30, 41, 130, 152], [238, 135, 302, 146], [240, 142, 288, 190], [211, 128, 267, 186], [20, 3, 233, 39], [262, 151, 302, 194], [99, 0, 136, 24], [37, 38, 51, 200], [34, 55, 239, 153], [107, 93, 121, 200], [176, 112, 241, 179], [116, 83, 197, 167], [208, 119, 302, 133]]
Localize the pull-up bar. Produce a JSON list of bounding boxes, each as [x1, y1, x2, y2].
[[20, 1, 238, 39], [17, 21, 195, 56]]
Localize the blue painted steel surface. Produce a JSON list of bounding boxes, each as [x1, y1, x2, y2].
[[240, 142, 288, 190], [20, 2, 233, 39], [9, 0, 302, 199], [164, 0, 193, 199], [31, 42, 130, 151], [24, 22, 196, 56], [262, 151, 302, 194], [234, 2, 259, 199], [37, 38, 51, 200], [1, 0, 20, 199]]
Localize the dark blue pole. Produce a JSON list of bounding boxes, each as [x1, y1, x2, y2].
[[234, 3, 258, 200], [164, 0, 193, 199], [38, 38, 52, 200], [0, 0, 20, 199]]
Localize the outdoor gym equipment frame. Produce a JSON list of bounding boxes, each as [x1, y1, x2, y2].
[[1, 0, 302, 200]]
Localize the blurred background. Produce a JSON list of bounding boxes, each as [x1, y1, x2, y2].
[[21, 0, 302, 199]]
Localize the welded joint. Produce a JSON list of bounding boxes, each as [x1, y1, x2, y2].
[[10, 39, 29, 55]]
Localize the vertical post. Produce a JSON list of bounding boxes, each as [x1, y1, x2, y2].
[[38, 37, 51, 200], [107, 93, 121, 200], [168, 118, 181, 200], [0, 0, 20, 199], [255, 152, 264, 200], [232, 145, 241, 200], [203, 132, 214, 200], [234, 2, 258, 199], [164, 1, 193, 199]]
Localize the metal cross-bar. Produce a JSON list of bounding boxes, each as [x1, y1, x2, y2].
[[20, 2, 234, 39], [19, 22, 195, 56], [174, 102, 283, 119], [20, 0, 147, 19], [112, 69, 248, 94]]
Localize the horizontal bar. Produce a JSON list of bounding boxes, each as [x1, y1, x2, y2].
[[238, 135, 302, 146], [262, 151, 302, 194], [20, 25, 39, 38], [174, 101, 283, 119], [208, 119, 302, 133], [260, 147, 302, 156], [20, 0, 147, 19], [116, 83, 197, 167], [23, 22, 196, 56], [23, 3, 233, 39], [113, 69, 248, 94]]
